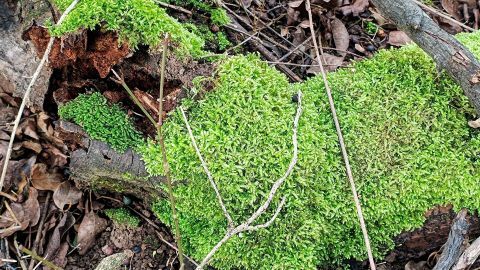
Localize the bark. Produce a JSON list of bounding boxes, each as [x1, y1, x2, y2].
[[0, 0, 52, 109], [57, 121, 164, 201], [433, 209, 469, 270], [370, 0, 480, 115]]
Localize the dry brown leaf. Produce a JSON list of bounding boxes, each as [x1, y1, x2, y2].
[[22, 140, 42, 153], [133, 89, 159, 119], [468, 118, 480, 128], [44, 212, 75, 259], [53, 181, 82, 210], [388, 31, 413, 46], [299, 20, 311, 28], [331, 18, 350, 56], [31, 163, 63, 191], [354, 43, 366, 53], [405, 260, 428, 270], [43, 144, 68, 167], [288, 0, 304, 8], [23, 187, 40, 227], [441, 0, 462, 20], [17, 118, 39, 140], [77, 212, 108, 255], [339, 0, 369, 16], [287, 7, 301, 25], [307, 53, 344, 73]]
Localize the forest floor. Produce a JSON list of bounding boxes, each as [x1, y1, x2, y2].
[[1, 0, 480, 269]]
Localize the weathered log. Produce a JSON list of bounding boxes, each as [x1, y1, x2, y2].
[[453, 235, 480, 270], [57, 121, 163, 201], [370, 0, 480, 115], [433, 209, 470, 270], [0, 0, 52, 109]]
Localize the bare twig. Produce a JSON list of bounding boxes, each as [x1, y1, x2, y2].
[[180, 108, 234, 228], [28, 193, 51, 270], [13, 236, 28, 270], [304, 1, 376, 269], [153, 0, 192, 15], [20, 246, 62, 270], [0, 0, 80, 192], [157, 34, 186, 270], [191, 91, 303, 269], [412, 0, 475, 32]]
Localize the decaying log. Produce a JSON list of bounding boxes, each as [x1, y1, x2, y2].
[[0, 0, 52, 109], [433, 209, 470, 270], [453, 235, 480, 270], [370, 0, 480, 115], [58, 121, 163, 201]]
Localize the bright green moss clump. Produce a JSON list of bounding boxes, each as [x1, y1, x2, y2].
[[50, 0, 205, 56], [141, 32, 480, 269], [59, 92, 143, 152], [105, 208, 140, 227]]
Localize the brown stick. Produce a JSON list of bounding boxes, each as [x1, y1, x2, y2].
[[304, 1, 376, 269], [370, 0, 480, 115], [157, 34, 186, 270], [433, 209, 469, 270], [28, 192, 51, 270]]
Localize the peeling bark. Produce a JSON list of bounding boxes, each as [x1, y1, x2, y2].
[[370, 0, 480, 115], [0, 0, 52, 109]]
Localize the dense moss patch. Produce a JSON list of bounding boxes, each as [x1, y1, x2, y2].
[[50, 0, 205, 56], [105, 208, 140, 227], [59, 92, 143, 152], [141, 32, 480, 269]]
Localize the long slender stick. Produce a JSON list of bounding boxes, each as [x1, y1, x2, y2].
[[412, 0, 475, 32], [180, 108, 234, 228], [157, 34, 186, 270], [304, 1, 376, 269], [0, 0, 80, 192], [193, 91, 303, 269], [28, 193, 51, 270]]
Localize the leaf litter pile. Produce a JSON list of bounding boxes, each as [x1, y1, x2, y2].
[[1, 0, 480, 269]]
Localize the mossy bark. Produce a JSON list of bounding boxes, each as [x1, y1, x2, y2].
[[370, 0, 480, 115], [69, 138, 164, 202]]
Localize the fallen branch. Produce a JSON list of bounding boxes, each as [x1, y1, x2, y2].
[[304, 1, 376, 269], [180, 90, 303, 269], [412, 0, 475, 32], [0, 0, 80, 192], [433, 209, 469, 270]]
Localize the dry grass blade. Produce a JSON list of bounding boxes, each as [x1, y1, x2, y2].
[[304, 0, 376, 269], [0, 0, 80, 192]]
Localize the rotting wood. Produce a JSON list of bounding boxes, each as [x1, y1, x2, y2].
[[453, 235, 480, 270], [370, 0, 480, 115], [68, 132, 164, 202], [433, 209, 470, 270]]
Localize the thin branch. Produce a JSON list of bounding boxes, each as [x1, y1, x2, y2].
[[0, 0, 80, 192], [157, 34, 186, 270], [20, 246, 63, 270], [244, 197, 286, 231], [28, 193, 51, 270], [412, 0, 475, 32], [304, 1, 376, 270], [13, 236, 28, 270], [195, 90, 303, 270], [180, 107, 234, 228], [153, 0, 192, 15]]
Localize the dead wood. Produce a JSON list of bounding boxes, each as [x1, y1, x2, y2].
[[62, 121, 164, 201], [0, 0, 52, 109], [433, 209, 470, 270], [370, 0, 480, 115]]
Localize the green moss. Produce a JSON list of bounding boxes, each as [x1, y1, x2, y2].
[[105, 208, 140, 227], [210, 8, 230, 26], [59, 92, 144, 152], [166, 0, 230, 26], [141, 31, 480, 269], [364, 21, 378, 35], [50, 0, 205, 56]]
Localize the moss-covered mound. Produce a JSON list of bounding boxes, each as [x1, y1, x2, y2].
[[51, 0, 204, 56], [59, 92, 143, 152], [140, 32, 480, 269]]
